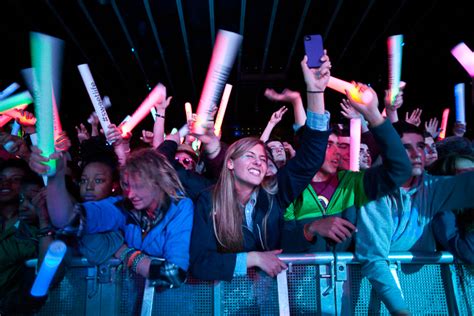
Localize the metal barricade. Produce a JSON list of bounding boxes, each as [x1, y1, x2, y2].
[[24, 252, 472, 315]]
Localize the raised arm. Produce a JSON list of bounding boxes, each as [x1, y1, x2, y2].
[[264, 88, 306, 129], [260, 106, 288, 142], [152, 94, 172, 148]]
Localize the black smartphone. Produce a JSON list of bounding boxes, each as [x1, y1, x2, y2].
[[304, 34, 324, 68]]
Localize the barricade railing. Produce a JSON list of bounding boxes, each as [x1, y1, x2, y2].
[[23, 252, 473, 315]]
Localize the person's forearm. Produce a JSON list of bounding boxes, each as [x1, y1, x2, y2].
[[292, 96, 307, 127], [47, 173, 75, 228], [152, 109, 165, 148], [306, 92, 325, 114], [386, 109, 399, 123], [260, 122, 276, 142]]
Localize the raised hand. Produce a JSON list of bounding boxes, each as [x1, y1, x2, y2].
[[87, 112, 100, 136], [247, 249, 288, 277], [283, 141, 296, 159], [405, 108, 422, 127], [340, 99, 362, 120], [75, 123, 90, 143], [345, 83, 383, 126], [424, 117, 440, 138], [55, 131, 71, 152], [264, 88, 301, 103], [28, 145, 64, 176], [305, 217, 357, 243], [384, 81, 406, 110], [300, 50, 331, 91], [269, 106, 288, 125]]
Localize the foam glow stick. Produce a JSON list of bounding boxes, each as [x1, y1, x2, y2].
[[30, 240, 67, 297], [0, 115, 12, 128], [0, 104, 29, 127], [387, 35, 403, 105], [0, 82, 20, 100], [0, 91, 33, 113], [78, 64, 112, 136], [150, 107, 157, 122], [193, 30, 243, 135], [439, 108, 450, 140], [52, 90, 62, 139], [10, 121, 21, 136], [120, 83, 166, 136], [29, 133, 48, 185], [31, 32, 63, 176], [214, 84, 232, 136], [350, 118, 361, 172], [327, 77, 373, 104], [451, 43, 474, 77], [185, 102, 193, 122], [454, 83, 465, 123]]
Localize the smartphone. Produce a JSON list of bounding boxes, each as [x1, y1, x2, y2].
[[304, 34, 324, 68]]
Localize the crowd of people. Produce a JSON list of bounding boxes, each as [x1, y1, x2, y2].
[[1, 51, 473, 315]]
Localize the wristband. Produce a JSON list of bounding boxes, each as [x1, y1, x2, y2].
[[131, 253, 147, 273], [155, 113, 165, 119], [127, 250, 141, 268], [119, 247, 135, 263], [307, 90, 324, 93]]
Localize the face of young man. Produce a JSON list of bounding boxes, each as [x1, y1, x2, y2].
[[337, 136, 350, 171], [319, 134, 341, 177], [424, 136, 438, 167], [267, 141, 286, 167], [401, 133, 426, 177], [359, 143, 372, 170]]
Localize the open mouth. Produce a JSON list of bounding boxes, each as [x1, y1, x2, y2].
[[248, 168, 261, 176]]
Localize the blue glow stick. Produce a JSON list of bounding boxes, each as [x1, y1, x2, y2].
[[0, 82, 20, 100], [30, 240, 67, 297], [454, 83, 465, 123], [11, 121, 21, 136]]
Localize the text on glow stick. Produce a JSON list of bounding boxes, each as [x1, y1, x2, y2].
[[193, 30, 243, 135], [214, 84, 232, 136], [349, 118, 361, 172], [451, 42, 474, 77], [439, 108, 450, 140], [78, 64, 112, 136], [30, 241, 67, 297], [0, 82, 20, 100], [387, 34, 403, 105], [31, 32, 62, 176], [0, 91, 33, 114], [119, 83, 166, 136], [327, 77, 373, 104], [185, 102, 193, 122], [454, 83, 465, 123]]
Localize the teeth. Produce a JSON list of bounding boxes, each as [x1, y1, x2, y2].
[[248, 169, 261, 176]]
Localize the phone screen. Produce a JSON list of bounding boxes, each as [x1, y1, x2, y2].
[[304, 34, 324, 68]]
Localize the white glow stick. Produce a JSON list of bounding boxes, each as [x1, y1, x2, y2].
[[454, 83, 465, 123], [214, 84, 232, 136], [194, 30, 243, 135], [31, 240, 67, 297], [0, 91, 33, 113], [439, 108, 450, 140], [350, 118, 361, 172], [327, 77, 373, 104], [185, 102, 193, 122], [451, 42, 474, 77], [77, 64, 112, 135], [0, 82, 20, 100], [150, 107, 157, 122], [387, 35, 403, 105], [178, 124, 189, 137], [120, 83, 166, 136]]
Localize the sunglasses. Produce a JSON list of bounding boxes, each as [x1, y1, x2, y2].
[[175, 157, 195, 166]]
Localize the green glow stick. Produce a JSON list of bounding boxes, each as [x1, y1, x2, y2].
[[0, 91, 33, 113], [31, 32, 64, 176]]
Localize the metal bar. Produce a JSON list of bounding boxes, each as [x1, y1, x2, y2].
[[176, 0, 196, 99], [208, 0, 215, 47], [140, 279, 155, 316], [323, 0, 344, 40], [111, 0, 150, 87], [213, 281, 222, 316], [143, 0, 175, 93], [260, 0, 279, 73], [284, 0, 312, 72], [277, 270, 290, 316]]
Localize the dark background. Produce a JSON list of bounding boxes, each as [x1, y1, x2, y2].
[[1, 0, 473, 144]]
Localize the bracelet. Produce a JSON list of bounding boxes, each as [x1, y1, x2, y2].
[[155, 112, 165, 119], [119, 247, 136, 263], [307, 90, 324, 93], [127, 250, 142, 268], [131, 253, 147, 273]]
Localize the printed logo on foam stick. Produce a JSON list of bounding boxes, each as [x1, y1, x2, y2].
[[193, 30, 243, 135], [387, 34, 403, 106]]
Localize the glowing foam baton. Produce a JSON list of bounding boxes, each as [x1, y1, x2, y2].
[[454, 83, 465, 123], [78, 64, 112, 136], [327, 77, 373, 104], [0, 82, 20, 100], [0, 91, 33, 113], [119, 83, 166, 136], [10, 121, 21, 136], [451, 43, 474, 77], [0, 104, 28, 127], [29, 133, 48, 185], [214, 84, 232, 136], [439, 108, 450, 140], [387, 35, 403, 105], [30, 240, 67, 297], [185, 102, 193, 122], [193, 30, 243, 135], [31, 32, 63, 176], [350, 118, 361, 172], [0, 115, 12, 128]]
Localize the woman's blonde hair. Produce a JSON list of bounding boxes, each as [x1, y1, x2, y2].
[[212, 137, 276, 252], [120, 148, 185, 208]]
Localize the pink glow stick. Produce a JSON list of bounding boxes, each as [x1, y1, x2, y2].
[[0, 104, 28, 127], [387, 35, 403, 105], [439, 108, 450, 140], [327, 77, 373, 104], [120, 83, 166, 136], [193, 30, 243, 135], [214, 84, 232, 136], [454, 83, 465, 123], [350, 118, 361, 172], [185, 102, 193, 122], [0, 115, 12, 128], [451, 43, 474, 77]]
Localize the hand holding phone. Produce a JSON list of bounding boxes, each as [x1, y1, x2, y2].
[[304, 34, 324, 68]]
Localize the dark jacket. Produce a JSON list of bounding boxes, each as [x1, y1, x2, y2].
[[189, 126, 330, 281]]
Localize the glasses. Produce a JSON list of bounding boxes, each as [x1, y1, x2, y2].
[[175, 157, 195, 167]]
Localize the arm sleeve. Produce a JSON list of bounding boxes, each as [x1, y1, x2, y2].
[[427, 172, 474, 212], [362, 120, 412, 201], [83, 197, 126, 234], [361, 130, 380, 162], [156, 140, 178, 162]]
